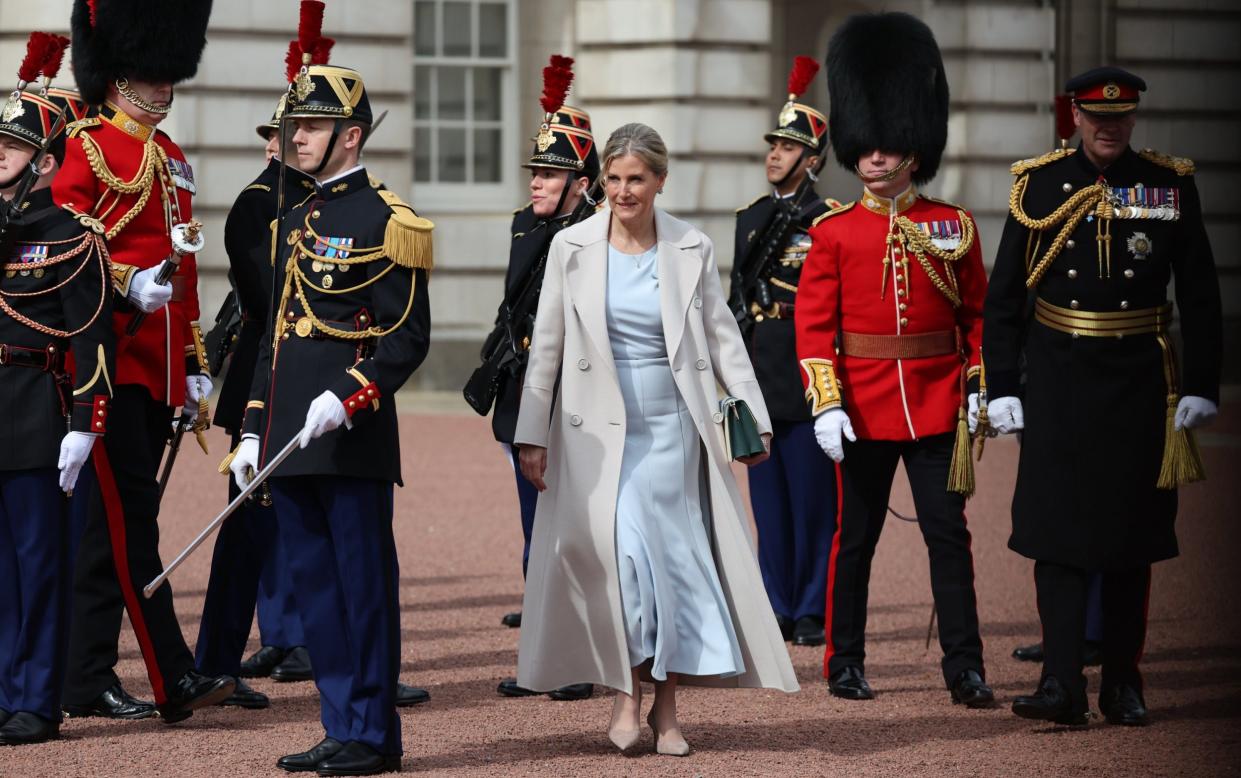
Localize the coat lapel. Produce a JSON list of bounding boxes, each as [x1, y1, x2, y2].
[[656, 209, 701, 365], [564, 213, 616, 378]]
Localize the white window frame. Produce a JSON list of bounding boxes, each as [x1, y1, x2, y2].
[[412, 0, 518, 212]]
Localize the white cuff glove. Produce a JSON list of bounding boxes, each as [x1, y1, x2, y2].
[[1174, 395, 1218, 431], [229, 435, 261, 490], [813, 408, 856, 463], [185, 374, 213, 416], [300, 390, 350, 449], [58, 431, 99, 494], [967, 392, 980, 434], [987, 396, 1025, 435], [127, 265, 173, 313]]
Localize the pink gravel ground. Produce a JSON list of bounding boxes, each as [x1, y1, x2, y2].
[[4, 394, 1239, 777]]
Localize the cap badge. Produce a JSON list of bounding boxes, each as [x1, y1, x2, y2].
[[1103, 83, 1121, 99], [1126, 231, 1152, 260], [778, 99, 797, 128], [536, 121, 555, 153], [1, 97, 24, 123]]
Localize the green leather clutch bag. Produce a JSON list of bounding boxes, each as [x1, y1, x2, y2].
[[720, 396, 765, 460]]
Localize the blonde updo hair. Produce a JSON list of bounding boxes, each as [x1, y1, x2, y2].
[[600, 122, 669, 181]]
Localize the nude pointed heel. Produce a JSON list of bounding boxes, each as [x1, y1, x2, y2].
[[647, 709, 690, 756], [608, 695, 641, 752]]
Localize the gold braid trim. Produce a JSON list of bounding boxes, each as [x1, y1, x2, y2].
[[377, 190, 435, 271], [1138, 149, 1195, 176], [800, 358, 842, 415], [0, 233, 111, 338], [1008, 174, 1106, 289], [79, 132, 159, 239], [290, 261, 419, 341], [889, 210, 976, 308], [1010, 147, 1076, 176]]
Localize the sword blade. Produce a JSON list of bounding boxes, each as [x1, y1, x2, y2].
[[157, 414, 191, 500], [142, 432, 302, 598]]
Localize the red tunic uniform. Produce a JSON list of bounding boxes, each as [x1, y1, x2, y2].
[[795, 187, 986, 439], [53, 103, 201, 408]]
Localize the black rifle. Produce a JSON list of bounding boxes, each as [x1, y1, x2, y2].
[[727, 155, 828, 338], [203, 280, 242, 378], [463, 186, 600, 416]]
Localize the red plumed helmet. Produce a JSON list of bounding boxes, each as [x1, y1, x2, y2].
[[787, 55, 819, 99], [298, 0, 326, 51]]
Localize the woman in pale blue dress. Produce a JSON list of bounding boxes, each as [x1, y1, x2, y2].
[[520, 123, 773, 756]]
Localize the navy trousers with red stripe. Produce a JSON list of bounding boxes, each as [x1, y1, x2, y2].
[[825, 433, 984, 687], [63, 385, 195, 706], [1035, 560, 1150, 712], [748, 419, 835, 623]]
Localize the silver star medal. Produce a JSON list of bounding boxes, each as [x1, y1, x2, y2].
[[1126, 231, 1152, 261]]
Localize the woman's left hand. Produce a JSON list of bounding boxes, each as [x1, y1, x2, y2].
[[737, 433, 772, 467]]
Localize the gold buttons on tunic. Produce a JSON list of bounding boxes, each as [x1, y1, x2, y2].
[[1067, 269, 1078, 279], [295, 318, 314, 338], [899, 317, 909, 327], [322, 274, 333, 289], [1124, 269, 1135, 279], [1066, 240, 1076, 250], [1062, 183, 1073, 193], [1070, 300, 1080, 310], [1120, 301, 1129, 310]]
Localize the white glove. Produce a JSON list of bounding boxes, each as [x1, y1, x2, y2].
[[813, 408, 856, 463], [127, 265, 173, 313], [1174, 396, 1218, 431], [229, 436, 261, 490], [58, 431, 99, 494], [299, 390, 350, 449], [988, 396, 1024, 435], [967, 393, 980, 434], [185, 374, 213, 416]]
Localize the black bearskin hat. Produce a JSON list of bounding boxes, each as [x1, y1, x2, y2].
[[71, 0, 214, 106], [826, 12, 948, 185]]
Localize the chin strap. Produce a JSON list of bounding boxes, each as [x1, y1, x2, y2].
[[115, 79, 171, 116], [855, 154, 916, 184], [774, 145, 815, 192], [310, 118, 345, 177]]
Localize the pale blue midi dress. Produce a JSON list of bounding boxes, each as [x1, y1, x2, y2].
[[605, 244, 744, 680]]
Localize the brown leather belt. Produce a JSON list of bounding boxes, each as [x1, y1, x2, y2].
[[0, 343, 65, 372], [839, 330, 957, 360], [1035, 298, 1172, 338]]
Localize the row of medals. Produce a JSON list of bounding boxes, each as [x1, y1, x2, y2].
[[310, 258, 350, 289], [6, 266, 47, 278]]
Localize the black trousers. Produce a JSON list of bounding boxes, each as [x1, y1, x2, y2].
[[1035, 560, 1150, 712], [825, 433, 984, 687], [63, 385, 194, 706]]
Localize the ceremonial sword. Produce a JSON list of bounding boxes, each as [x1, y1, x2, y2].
[[143, 431, 302, 597]]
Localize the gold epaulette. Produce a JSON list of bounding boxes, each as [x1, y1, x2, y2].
[[811, 200, 854, 227], [368, 174, 385, 189], [1010, 147, 1076, 176], [735, 193, 767, 213], [243, 183, 272, 193], [919, 193, 968, 210], [512, 202, 530, 216], [1138, 148, 1195, 176], [376, 189, 434, 271], [65, 117, 101, 138]]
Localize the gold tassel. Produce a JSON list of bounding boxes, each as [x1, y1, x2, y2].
[[218, 444, 239, 475], [947, 406, 976, 497], [974, 403, 989, 461], [1156, 394, 1206, 489]]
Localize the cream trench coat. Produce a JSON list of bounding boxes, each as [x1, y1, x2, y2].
[[513, 208, 799, 695]]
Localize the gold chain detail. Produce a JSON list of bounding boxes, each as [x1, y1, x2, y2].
[[0, 233, 111, 337], [1008, 175, 1106, 288], [80, 133, 160, 239], [889, 209, 976, 308]]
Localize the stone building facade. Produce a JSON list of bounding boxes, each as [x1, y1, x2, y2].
[[2, 0, 1236, 388]]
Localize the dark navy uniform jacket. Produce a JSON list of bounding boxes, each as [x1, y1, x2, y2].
[[730, 189, 833, 422], [214, 158, 316, 433], [242, 167, 431, 485], [0, 188, 115, 469]]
